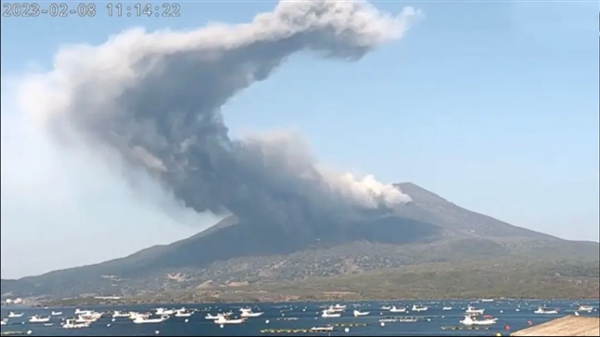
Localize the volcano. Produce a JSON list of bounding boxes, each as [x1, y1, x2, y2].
[[1, 183, 598, 299]]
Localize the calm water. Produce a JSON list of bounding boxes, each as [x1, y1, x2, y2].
[[2, 299, 599, 336]]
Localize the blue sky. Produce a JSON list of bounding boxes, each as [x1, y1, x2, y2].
[[1, 1, 598, 278]]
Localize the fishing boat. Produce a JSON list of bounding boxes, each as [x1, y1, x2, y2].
[[353, 310, 369, 317], [411, 304, 428, 312], [390, 306, 407, 313], [460, 315, 497, 326], [534, 307, 559, 315]]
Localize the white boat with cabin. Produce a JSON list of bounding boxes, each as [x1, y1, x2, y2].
[[8, 312, 23, 318], [321, 310, 341, 318], [214, 316, 246, 324], [155, 308, 175, 315], [62, 318, 90, 329], [460, 315, 497, 326], [112, 310, 130, 318], [534, 307, 559, 315], [240, 308, 263, 318], [175, 310, 193, 317], [390, 306, 407, 313], [29, 315, 51, 323], [74, 309, 92, 315], [133, 315, 169, 324], [353, 310, 369, 317], [465, 306, 485, 315], [411, 304, 428, 312]]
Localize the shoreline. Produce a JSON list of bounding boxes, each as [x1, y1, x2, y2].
[[20, 296, 600, 308]]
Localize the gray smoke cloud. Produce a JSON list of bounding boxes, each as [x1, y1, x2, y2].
[[21, 0, 417, 230]]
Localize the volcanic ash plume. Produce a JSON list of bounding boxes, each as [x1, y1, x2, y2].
[[22, 0, 417, 229]]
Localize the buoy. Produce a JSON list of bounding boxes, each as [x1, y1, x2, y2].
[[527, 321, 533, 326], [112, 318, 116, 322], [380, 322, 385, 327], [265, 320, 270, 324], [184, 319, 189, 323], [220, 324, 224, 328], [27, 331, 32, 335], [107, 323, 111, 327], [427, 318, 431, 322], [155, 331, 159, 335], [504, 325, 510, 331], [500, 310, 504, 313], [344, 328, 350, 333]]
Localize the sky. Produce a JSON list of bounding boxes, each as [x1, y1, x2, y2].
[[1, 0, 598, 279]]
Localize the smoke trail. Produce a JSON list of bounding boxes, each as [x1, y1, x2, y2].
[[21, 0, 417, 231]]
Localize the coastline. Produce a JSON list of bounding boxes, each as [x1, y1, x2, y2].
[[29, 295, 600, 308]]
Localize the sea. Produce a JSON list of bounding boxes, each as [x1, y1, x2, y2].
[[1, 299, 599, 336]]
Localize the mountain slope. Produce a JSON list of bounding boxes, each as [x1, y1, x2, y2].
[[393, 182, 555, 239], [2, 182, 597, 300]]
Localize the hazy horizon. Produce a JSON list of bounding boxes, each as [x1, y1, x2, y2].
[[1, 1, 598, 279]]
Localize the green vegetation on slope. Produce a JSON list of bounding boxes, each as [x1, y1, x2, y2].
[[40, 259, 599, 306]]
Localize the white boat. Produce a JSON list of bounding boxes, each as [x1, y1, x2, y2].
[[155, 308, 175, 315], [309, 326, 334, 332], [133, 315, 169, 324], [465, 306, 485, 315], [205, 313, 224, 320], [353, 310, 369, 317], [240, 308, 263, 318], [460, 315, 497, 326], [381, 305, 391, 310], [74, 309, 91, 315], [333, 304, 346, 310], [0, 320, 7, 326], [534, 307, 559, 315], [29, 315, 51, 323], [326, 305, 345, 313], [175, 311, 193, 317], [129, 312, 151, 320], [62, 318, 90, 329], [321, 310, 341, 318], [214, 316, 246, 324], [51, 311, 63, 316], [77, 312, 102, 322], [112, 310, 130, 318], [8, 312, 23, 318], [578, 305, 594, 312], [442, 306, 453, 311], [481, 298, 494, 302], [389, 306, 407, 313], [411, 304, 428, 312]]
